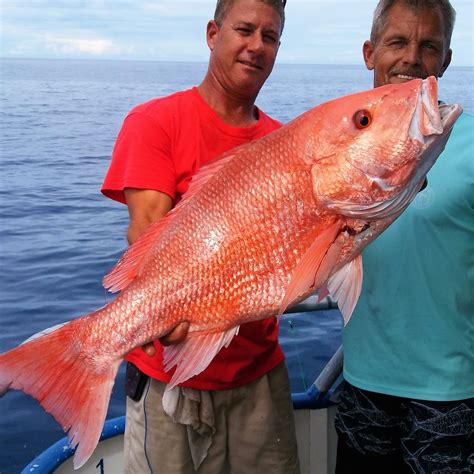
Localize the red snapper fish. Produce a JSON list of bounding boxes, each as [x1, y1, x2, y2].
[[0, 77, 462, 468]]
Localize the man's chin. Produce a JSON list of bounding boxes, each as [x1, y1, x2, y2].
[[236, 75, 268, 95]]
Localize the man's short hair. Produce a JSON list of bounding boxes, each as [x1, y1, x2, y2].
[[214, 0, 286, 33], [370, 0, 456, 49]]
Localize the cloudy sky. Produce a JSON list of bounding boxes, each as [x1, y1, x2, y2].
[[1, 0, 473, 66]]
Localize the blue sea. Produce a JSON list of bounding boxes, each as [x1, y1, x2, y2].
[[0, 58, 472, 473]]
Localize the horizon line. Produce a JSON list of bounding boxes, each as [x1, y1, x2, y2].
[[1, 57, 473, 68]]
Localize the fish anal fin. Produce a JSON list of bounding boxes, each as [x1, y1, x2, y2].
[[0, 317, 121, 469], [162, 326, 240, 390], [316, 286, 330, 302], [327, 255, 363, 325], [279, 221, 342, 315]]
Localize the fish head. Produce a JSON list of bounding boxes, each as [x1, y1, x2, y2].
[[307, 76, 462, 220]]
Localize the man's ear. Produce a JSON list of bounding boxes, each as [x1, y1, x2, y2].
[[206, 20, 219, 50], [362, 40, 375, 70], [439, 48, 452, 78]]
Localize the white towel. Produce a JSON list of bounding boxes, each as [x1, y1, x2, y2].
[[162, 386, 216, 470]]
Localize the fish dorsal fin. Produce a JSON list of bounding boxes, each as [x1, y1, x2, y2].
[[185, 151, 236, 197], [327, 255, 363, 324], [103, 152, 237, 293], [162, 326, 240, 389], [103, 217, 170, 292], [278, 221, 342, 315]]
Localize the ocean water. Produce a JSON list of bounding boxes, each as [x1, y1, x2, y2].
[[0, 58, 472, 473]]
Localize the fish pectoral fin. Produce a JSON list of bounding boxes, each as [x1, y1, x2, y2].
[[162, 326, 240, 389], [278, 221, 342, 315], [327, 255, 363, 325]]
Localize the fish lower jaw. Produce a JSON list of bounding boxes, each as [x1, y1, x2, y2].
[[421, 103, 462, 151], [439, 103, 463, 129]]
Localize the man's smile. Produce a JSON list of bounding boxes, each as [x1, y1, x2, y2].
[[238, 59, 263, 70]]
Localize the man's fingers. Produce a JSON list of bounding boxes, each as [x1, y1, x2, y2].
[[160, 321, 190, 346], [140, 322, 190, 356]]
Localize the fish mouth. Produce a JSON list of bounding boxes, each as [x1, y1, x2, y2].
[[409, 77, 462, 145], [384, 78, 463, 219], [408, 77, 442, 142], [438, 102, 462, 133], [405, 77, 462, 194]]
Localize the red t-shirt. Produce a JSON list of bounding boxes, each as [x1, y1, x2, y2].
[[102, 87, 284, 390]]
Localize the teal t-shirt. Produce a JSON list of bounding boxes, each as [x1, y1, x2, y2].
[[343, 112, 474, 401]]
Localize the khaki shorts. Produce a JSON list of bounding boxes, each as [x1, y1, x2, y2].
[[124, 362, 300, 473]]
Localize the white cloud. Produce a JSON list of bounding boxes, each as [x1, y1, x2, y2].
[[0, 0, 472, 66], [44, 37, 117, 55], [142, 1, 212, 16]]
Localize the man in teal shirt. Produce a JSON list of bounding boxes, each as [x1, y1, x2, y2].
[[335, 0, 473, 472]]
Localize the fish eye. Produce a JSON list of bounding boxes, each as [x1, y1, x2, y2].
[[353, 109, 372, 129]]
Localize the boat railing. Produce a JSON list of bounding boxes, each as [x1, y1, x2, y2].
[[286, 295, 343, 409]]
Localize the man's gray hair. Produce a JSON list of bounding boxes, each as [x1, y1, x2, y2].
[[214, 0, 286, 33], [370, 0, 456, 48]]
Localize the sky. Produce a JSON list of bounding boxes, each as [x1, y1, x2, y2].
[[1, 0, 473, 66]]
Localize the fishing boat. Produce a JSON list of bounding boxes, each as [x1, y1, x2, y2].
[[23, 297, 343, 474]]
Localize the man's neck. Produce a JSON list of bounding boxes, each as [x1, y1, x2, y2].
[[197, 76, 259, 128]]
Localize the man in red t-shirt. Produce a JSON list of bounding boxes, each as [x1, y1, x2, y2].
[[102, 1, 299, 473]]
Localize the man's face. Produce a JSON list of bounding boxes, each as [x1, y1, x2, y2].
[[363, 2, 452, 88], [207, 0, 282, 98]]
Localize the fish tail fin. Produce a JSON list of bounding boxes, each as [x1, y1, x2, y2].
[[0, 319, 121, 469]]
